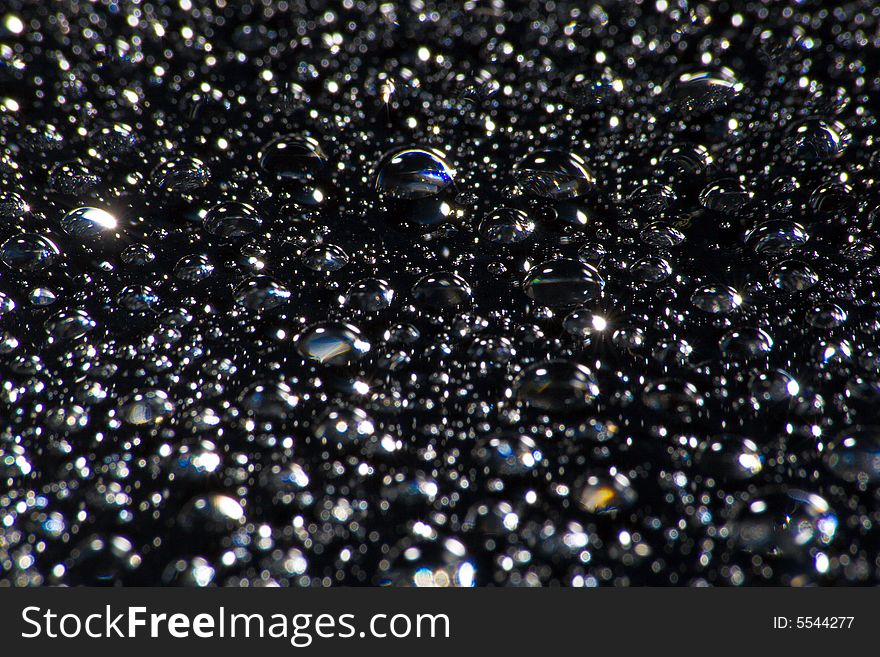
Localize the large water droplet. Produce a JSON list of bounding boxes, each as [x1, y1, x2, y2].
[[296, 322, 371, 365], [60, 207, 118, 239], [375, 147, 455, 199], [824, 426, 880, 483], [523, 258, 604, 306], [670, 68, 744, 114], [1, 234, 61, 271], [512, 149, 594, 199], [478, 208, 535, 244], [783, 117, 850, 161], [513, 360, 600, 412], [203, 202, 263, 238], [260, 134, 324, 176], [412, 272, 472, 309]]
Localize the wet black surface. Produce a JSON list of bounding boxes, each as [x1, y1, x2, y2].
[[1, 1, 879, 586]]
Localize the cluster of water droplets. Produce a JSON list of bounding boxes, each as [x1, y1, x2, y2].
[[1, 0, 880, 587]]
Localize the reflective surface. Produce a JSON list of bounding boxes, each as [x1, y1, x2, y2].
[[0, 0, 877, 587]]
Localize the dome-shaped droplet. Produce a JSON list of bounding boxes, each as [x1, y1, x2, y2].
[[121, 244, 155, 266], [0, 293, 15, 316], [302, 244, 349, 272], [523, 258, 604, 306], [412, 272, 472, 309], [770, 260, 818, 292], [117, 284, 159, 311], [513, 360, 600, 412], [344, 278, 394, 311], [720, 327, 774, 360], [64, 535, 139, 586], [728, 489, 837, 554], [45, 309, 96, 341], [120, 389, 175, 425], [553, 201, 591, 227], [60, 207, 118, 239], [575, 472, 637, 514], [177, 494, 245, 534], [749, 369, 800, 410], [690, 285, 742, 314], [512, 149, 594, 199], [379, 537, 476, 587], [640, 222, 685, 247], [233, 276, 291, 311], [375, 147, 455, 199], [695, 435, 764, 480], [478, 208, 535, 244], [48, 161, 99, 195], [1, 234, 61, 271], [296, 322, 371, 366], [237, 381, 299, 420], [313, 406, 375, 445], [631, 256, 672, 283], [699, 178, 752, 212], [642, 378, 703, 419], [203, 202, 263, 238], [174, 254, 215, 282], [259, 134, 327, 183], [472, 433, 542, 477], [628, 183, 677, 213], [562, 308, 609, 338], [824, 426, 880, 483], [150, 156, 210, 192], [659, 143, 713, 181], [91, 122, 137, 156], [0, 191, 29, 218], [670, 68, 744, 114], [745, 220, 808, 254], [805, 303, 847, 330], [783, 117, 850, 162]]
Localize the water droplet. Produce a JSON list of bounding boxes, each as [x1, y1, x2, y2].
[[412, 272, 472, 309], [699, 178, 753, 212], [151, 157, 210, 192], [1, 234, 61, 271], [238, 382, 299, 419], [344, 278, 394, 311], [314, 407, 375, 445], [824, 426, 880, 483], [783, 117, 850, 161], [671, 68, 744, 114], [296, 322, 371, 365], [472, 433, 542, 476], [302, 244, 349, 272], [720, 327, 774, 360], [770, 260, 819, 291], [60, 206, 118, 239], [523, 258, 604, 306], [512, 149, 594, 200], [120, 390, 175, 425], [117, 284, 159, 311], [728, 489, 837, 554], [576, 472, 637, 514], [746, 220, 808, 254], [233, 276, 291, 311], [478, 208, 535, 244], [691, 285, 742, 314], [174, 254, 215, 282], [258, 135, 327, 186], [695, 436, 764, 480], [375, 147, 454, 199], [203, 202, 263, 238], [514, 360, 600, 412], [45, 309, 96, 341]]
